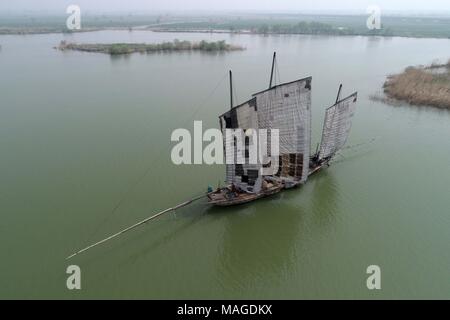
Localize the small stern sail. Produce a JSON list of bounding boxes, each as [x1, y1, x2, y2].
[[317, 92, 358, 161]]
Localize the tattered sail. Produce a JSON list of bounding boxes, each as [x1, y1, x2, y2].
[[318, 92, 358, 161], [220, 98, 261, 193], [219, 77, 312, 192], [210, 52, 359, 206], [254, 77, 312, 184]]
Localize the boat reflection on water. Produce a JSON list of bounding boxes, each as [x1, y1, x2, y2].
[[209, 170, 339, 293]]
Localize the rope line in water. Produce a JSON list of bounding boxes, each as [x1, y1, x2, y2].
[[67, 193, 208, 259], [78, 72, 229, 250]]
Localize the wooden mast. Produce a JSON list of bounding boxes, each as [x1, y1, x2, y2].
[[229, 70, 233, 109], [269, 51, 276, 89], [335, 84, 343, 103]]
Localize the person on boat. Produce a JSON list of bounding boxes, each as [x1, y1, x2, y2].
[[230, 183, 239, 195], [224, 184, 238, 199]]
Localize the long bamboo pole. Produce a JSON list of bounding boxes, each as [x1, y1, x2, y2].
[[66, 194, 207, 260]]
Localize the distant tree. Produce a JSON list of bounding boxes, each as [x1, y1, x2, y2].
[[258, 24, 270, 34]]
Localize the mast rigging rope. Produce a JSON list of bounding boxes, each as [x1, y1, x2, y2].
[[78, 72, 229, 249]]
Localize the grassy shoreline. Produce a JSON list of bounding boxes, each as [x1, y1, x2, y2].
[[372, 61, 450, 109]]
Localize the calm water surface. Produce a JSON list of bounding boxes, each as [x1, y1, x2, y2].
[[0, 30, 449, 299]]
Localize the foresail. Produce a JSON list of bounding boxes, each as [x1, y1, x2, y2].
[[219, 98, 261, 193], [254, 77, 312, 184], [318, 92, 358, 161]]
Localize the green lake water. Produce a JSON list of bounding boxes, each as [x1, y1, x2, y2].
[[0, 30, 449, 299]]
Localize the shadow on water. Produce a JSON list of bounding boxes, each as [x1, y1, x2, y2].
[[81, 170, 341, 282], [394, 101, 450, 115], [308, 170, 340, 226], [275, 169, 340, 232], [109, 49, 231, 62], [211, 198, 304, 291], [109, 53, 132, 64], [204, 171, 339, 291]]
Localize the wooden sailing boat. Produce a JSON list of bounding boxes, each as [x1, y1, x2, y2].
[[67, 52, 358, 259], [208, 52, 358, 206]]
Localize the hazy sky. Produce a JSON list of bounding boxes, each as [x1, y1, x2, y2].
[[1, 0, 449, 14]]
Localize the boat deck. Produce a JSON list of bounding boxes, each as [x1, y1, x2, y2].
[[208, 161, 327, 207], [207, 181, 282, 207]]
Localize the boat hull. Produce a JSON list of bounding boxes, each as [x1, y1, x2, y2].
[[208, 184, 282, 207], [208, 162, 327, 207]]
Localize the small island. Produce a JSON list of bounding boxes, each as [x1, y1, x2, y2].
[[57, 39, 244, 55], [373, 60, 450, 109]]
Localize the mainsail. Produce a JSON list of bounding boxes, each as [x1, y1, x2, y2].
[[219, 77, 312, 192], [317, 92, 358, 161], [254, 77, 312, 184]]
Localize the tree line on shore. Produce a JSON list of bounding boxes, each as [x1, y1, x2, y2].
[[57, 39, 243, 55]]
